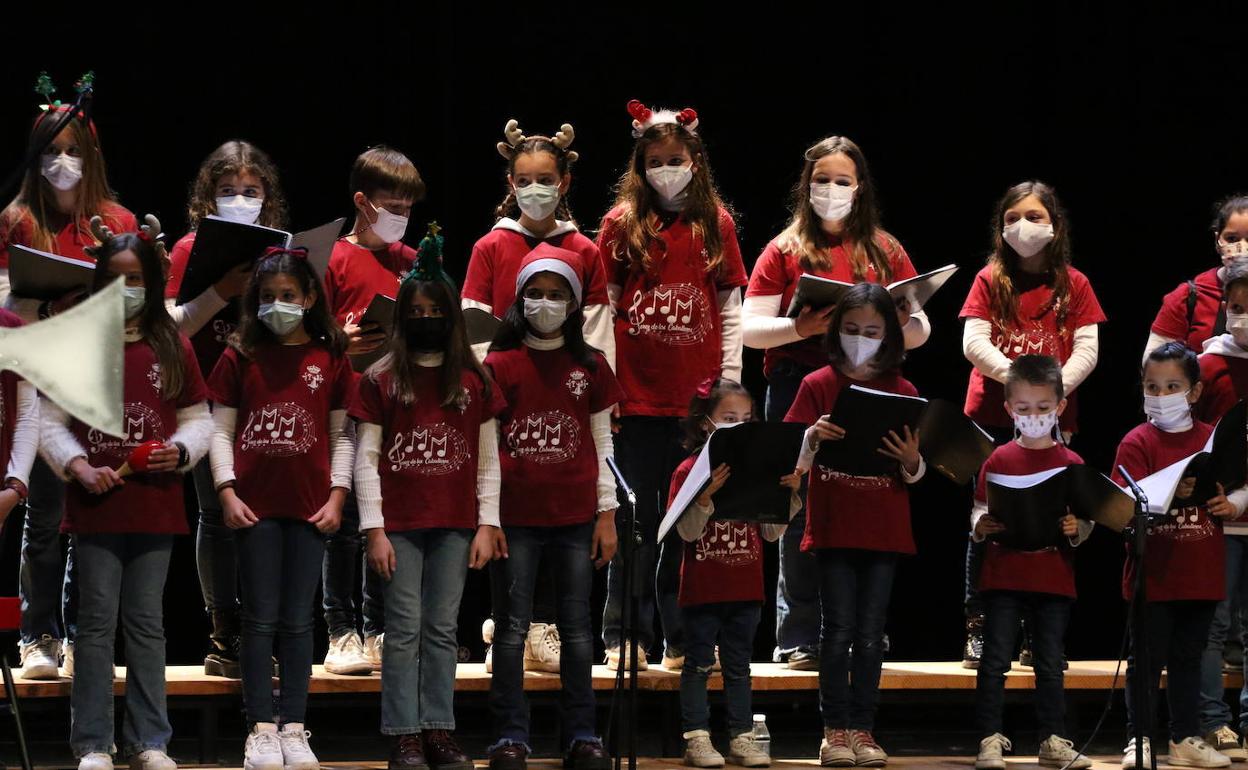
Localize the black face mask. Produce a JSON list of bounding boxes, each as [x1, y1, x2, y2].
[[404, 316, 449, 352]]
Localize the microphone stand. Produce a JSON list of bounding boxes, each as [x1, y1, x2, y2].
[[1118, 466, 1156, 770], [606, 456, 641, 770]]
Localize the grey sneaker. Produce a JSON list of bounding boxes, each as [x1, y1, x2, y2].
[[683, 730, 724, 768]]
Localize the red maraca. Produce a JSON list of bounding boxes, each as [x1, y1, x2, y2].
[[118, 440, 166, 477]]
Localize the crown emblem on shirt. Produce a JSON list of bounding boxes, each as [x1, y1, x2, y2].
[[565, 369, 589, 398], [302, 365, 324, 393], [148, 363, 161, 393]]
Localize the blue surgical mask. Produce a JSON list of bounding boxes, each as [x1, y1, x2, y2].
[[258, 301, 305, 336]]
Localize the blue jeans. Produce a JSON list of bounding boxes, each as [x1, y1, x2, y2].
[[71, 533, 173, 757], [964, 426, 1013, 620], [237, 518, 325, 725], [19, 457, 77, 643], [603, 416, 685, 657], [381, 528, 472, 735], [192, 459, 236, 613], [680, 602, 760, 735], [491, 522, 597, 749], [766, 362, 820, 658], [1201, 534, 1248, 733], [1127, 600, 1216, 742], [975, 591, 1071, 739], [322, 492, 385, 638], [816, 549, 897, 730]]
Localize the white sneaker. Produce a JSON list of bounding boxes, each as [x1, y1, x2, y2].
[[1206, 726, 1248, 762], [728, 732, 770, 767], [244, 723, 284, 770], [128, 749, 176, 770], [1170, 737, 1232, 768], [819, 728, 854, 767], [278, 723, 320, 770], [1123, 737, 1151, 769], [523, 622, 561, 673], [363, 633, 383, 672], [19, 634, 61, 679], [1039, 735, 1091, 769], [78, 752, 114, 770], [975, 733, 1011, 770], [64, 641, 74, 678], [483, 619, 494, 673], [847, 730, 887, 767], [323, 632, 371, 675], [683, 730, 724, 768], [605, 642, 648, 672]]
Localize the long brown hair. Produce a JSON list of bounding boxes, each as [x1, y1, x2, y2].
[[1, 111, 120, 253], [776, 135, 899, 282], [367, 278, 492, 408], [186, 140, 288, 231], [607, 122, 731, 275], [494, 135, 577, 224], [985, 181, 1073, 332], [89, 233, 187, 399]]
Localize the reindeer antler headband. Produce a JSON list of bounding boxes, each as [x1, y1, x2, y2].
[[496, 119, 580, 163]]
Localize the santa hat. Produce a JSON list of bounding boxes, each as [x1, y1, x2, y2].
[[627, 99, 699, 138], [515, 242, 584, 304]]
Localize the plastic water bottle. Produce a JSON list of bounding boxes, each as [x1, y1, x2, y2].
[[752, 714, 770, 758]]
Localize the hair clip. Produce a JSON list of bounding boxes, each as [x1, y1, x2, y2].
[[263, 246, 309, 261], [695, 377, 717, 399]]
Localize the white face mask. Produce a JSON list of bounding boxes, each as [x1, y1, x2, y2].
[[1219, 239, 1248, 268], [524, 297, 569, 334], [215, 195, 264, 225], [258, 301, 306, 337], [515, 183, 561, 221], [40, 152, 83, 191], [1143, 390, 1194, 432], [839, 332, 882, 368], [1228, 311, 1248, 347], [809, 182, 857, 223], [1014, 410, 1058, 440], [122, 286, 146, 319], [1002, 219, 1055, 259], [646, 165, 693, 203], [368, 202, 409, 244]]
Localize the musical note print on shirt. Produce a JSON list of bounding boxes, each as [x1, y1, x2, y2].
[[694, 521, 758, 567], [625, 282, 711, 345], [212, 319, 234, 344], [240, 402, 317, 456], [505, 410, 581, 465], [387, 423, 469, 476], [87, 402, 164, 458], [1147, 504, 1218, 543], [992, 321, 1062, 360]]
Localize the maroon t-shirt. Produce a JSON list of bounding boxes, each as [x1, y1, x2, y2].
[[1197, 351, 1248, 424], [1151, 267, 1223, 353]]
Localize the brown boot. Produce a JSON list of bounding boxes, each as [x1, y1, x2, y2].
[[423, 730, 472, 770], [390, 734, 429, 770]]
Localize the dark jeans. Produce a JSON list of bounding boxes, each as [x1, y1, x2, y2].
[[1201, 534, 1248, 733], [816, 549, 898, 730], [975, 591, 1071, 740], [237, 518, 325, 725], [680, 601, 761, 735], [964, 425, 1015, 620], [603, 416, 685, 657], [1126, 600, 1217, 742], [491, 522, 597, 749], [766, 362, 820, 658], [19, 457, 77, 643], [490, 555, 557, 626], [323, 492, 385, 638], [192, 459, 236, 614]]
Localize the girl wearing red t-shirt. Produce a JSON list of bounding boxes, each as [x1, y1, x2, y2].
[[207, 250, 354, 770], [743, 134, 930, 672], [39, 224, 212, 770], [784, 283, 926, 767], [958, 181, 1106, 668], [597, 100, 747, 671]]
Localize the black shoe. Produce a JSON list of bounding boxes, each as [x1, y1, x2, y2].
[[390, 734, 429, 770], [488, 743, 528, 770], [563, 740, 610, 770], [962, 615, 984, 670], [786, 648, 819, 671], [205, 608, 241, 678]]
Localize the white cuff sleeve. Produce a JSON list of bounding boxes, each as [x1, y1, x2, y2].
[[742, 294, 803, 350], [1228, 487, 1248, 517], [963, 318, 1013, 384], [6, 381, 39, 487], [900, 455, 927, 484], [583, 303, 617, 373], [718, 288, 743, 382], [970, 499, 989, 542], [1143, 331, 1180, 366], [903, 310, 931, 350], [329, 410, 354, 491], [1070, 519, 1095, 547], [209, 405, 238, 489], [170, 401, 213, 471], [797, 426, 819, 473], [167, 287, 228, 337], [37, 397, 86, 479], [676, 499, 713, 542], [477, 419, 501, 528], [355, 422, 384, 531], [592, 408, 618, 512], [1061, 324, 1100, 395]]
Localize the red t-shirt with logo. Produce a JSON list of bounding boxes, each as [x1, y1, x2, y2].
[[0, 201, 136, 269], [959, 265, 1105, 432], [350, 366, 506, 532], [784, 365, 918, 555], [597, 205, 747, 417], [63, 335, 207, 535], [1197, 351, 1248, 424], [324, 239, 417, 327], [1152, 268, 1223, 353], [485, 345, 623, 527], [463, 225, 609, 314], [207, 342, 354, 521]]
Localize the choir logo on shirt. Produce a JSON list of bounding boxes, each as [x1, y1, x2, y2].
[[815, 465, 896, 490], [213, 319, 234, 344], [625, 283, 712, 345], [505, 410, 580, 464], [993, 323, 1061, 359], [565, 369, 590, 399], [148, 363, 162, 393], [302, 365, 324, 393], [1148, 504, 1218, 543], [387, 424, 470, 476], [87, 402, 164, 458], [240, 402, 317, 456], [694, 522, 758, 567]]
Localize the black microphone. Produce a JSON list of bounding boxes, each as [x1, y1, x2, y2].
[[1117, 465, 1149, 510], [605, 456, 636, 506]]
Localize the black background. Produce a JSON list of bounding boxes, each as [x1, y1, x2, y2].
[[2, 3, 1247, 666]]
